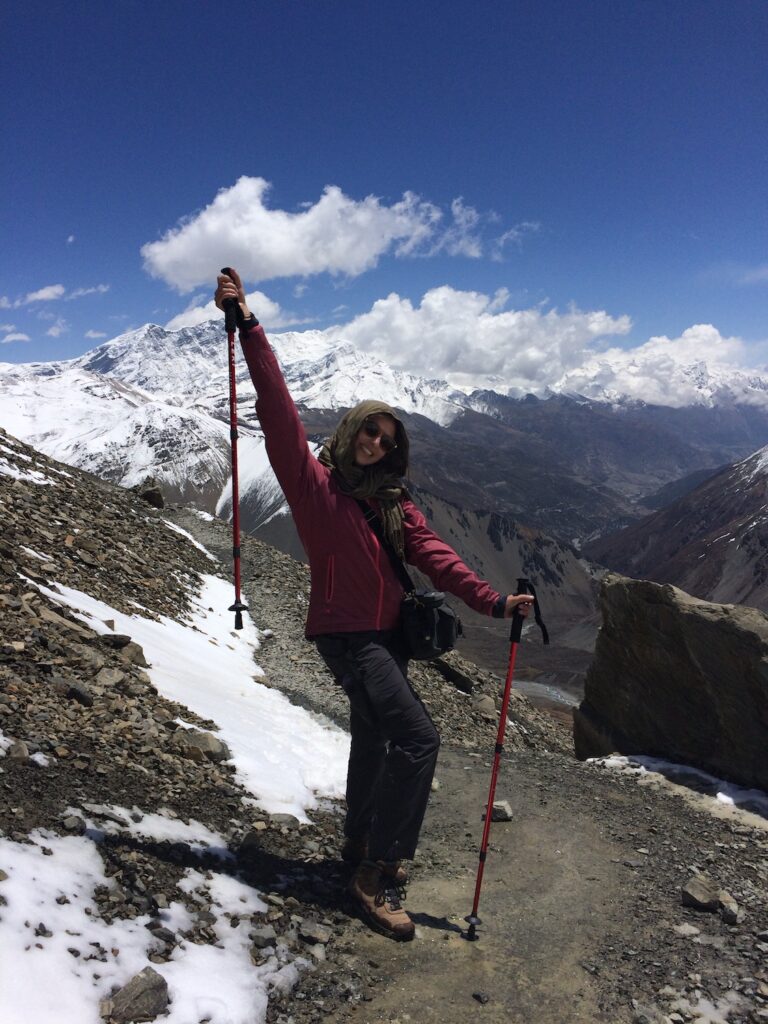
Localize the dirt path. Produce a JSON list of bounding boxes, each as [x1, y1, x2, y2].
[[347, 747, 626, 1024]]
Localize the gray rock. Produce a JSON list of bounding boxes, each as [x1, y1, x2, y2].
[[472, 694, 497, 717], [491, 800, 513, 822], [8, 740, 30, 761], [717, 889, 744, 924], [61, 814, 86, 834], [100, 966, 169, 1022], [120, 642, 149, 668], [681, 873, 720, 912], [95, 667, 126, 688], [299, 920, 332, 945], [171, 729, 231, 763], [574, 575, 768, 790], [269, 813, 301, 828], [251, 925, 277, 950]]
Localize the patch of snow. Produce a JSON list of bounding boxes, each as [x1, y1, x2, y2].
[[0, 456, 55, 485], [590, 754, 768, 821], [162, 519, 218, 561], [26, 574, 349, 819], [0, 824, 307, 1024]]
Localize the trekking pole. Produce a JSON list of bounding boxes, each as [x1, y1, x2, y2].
[[464, 577, 548, 941], [221, 267, 248, 630]]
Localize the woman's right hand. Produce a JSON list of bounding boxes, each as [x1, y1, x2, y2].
[[215, 268, 251, 319]]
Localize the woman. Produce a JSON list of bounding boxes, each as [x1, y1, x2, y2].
[[215, 270, 533, 941]]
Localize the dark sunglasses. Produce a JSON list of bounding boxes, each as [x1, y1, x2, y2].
[[362, 419, 398, 454]]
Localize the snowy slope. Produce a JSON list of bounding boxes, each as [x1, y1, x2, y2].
[[0, 320, 471, 511]]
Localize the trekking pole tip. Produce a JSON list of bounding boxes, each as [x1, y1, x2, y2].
[[228, 600, 248, 630], [463, 914, 482, 941]]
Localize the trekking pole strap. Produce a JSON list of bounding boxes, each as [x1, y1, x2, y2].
[[510, 577, 550, 645]]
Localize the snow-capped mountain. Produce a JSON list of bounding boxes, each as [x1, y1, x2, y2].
[[0, 320, 471, 510], [5, 317, 768, 544]]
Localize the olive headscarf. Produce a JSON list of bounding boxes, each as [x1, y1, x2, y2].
[[318, 400, 410, 558]]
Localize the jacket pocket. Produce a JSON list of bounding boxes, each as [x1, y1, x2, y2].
[[324, 555, 335, 603]]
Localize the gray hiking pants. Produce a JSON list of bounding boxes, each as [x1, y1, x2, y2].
[[314, 630, 440, 862]]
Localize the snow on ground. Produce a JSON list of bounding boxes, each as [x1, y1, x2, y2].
[[590, 754, 768, 824], [26, 573, 349, 817], [161, 518, 218, 560], [0, 454, 55, 485], [0, 565, 349, 1024], [0, 823, 309, 1024]]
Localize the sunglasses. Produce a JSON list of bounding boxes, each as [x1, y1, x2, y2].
[[362, 419, 398, 454]]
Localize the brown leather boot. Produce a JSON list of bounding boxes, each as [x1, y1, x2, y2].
[[348, 860, 415, 941], [341, 836, 408, 885]]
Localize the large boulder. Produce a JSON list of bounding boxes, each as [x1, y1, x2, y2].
[[573, 574, 768, 790]]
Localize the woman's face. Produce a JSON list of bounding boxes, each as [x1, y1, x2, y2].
[[353, 413, 398, 467]]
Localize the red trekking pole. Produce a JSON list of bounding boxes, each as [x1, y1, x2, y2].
[[221, 267, 248, 630], [464, 577, 548, 940]]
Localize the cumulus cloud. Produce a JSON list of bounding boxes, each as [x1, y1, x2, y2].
[[556, 324, 747, 406], [141, 177, 542, 292], [142, 177, 443, 292], [164, 289, 305, 331], [325, 286, 632, 390], [1, 332, 30, 343]]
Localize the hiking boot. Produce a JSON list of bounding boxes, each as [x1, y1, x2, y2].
[[341, 836, 408, 885], [348, 860, 415, 941]]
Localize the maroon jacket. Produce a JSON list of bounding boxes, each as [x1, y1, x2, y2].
[[240, 323, 504, 636]]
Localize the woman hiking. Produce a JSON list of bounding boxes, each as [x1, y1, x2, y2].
[[215, 269, 533, 941]]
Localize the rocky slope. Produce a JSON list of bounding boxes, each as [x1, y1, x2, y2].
[[1, 431, 767, 1024], [585, 445, 768, 611]]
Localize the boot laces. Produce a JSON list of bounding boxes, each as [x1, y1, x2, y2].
[[375, 881, 406, 910]]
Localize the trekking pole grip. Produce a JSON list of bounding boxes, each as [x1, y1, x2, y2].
[[509, 577, 532, 643], [220, 266, 239, 333]]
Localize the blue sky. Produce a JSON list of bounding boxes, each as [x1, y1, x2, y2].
[[2, 0, 767, 388]]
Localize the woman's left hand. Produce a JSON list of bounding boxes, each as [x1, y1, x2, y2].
[[503, 593, 534, 618]]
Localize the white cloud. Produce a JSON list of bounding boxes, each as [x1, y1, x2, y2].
[[325, 285, 632, 389], [66, 234, 75, 244], [426, 198, 483, 258], [67, 284, 110, 300], [293, 283, 308, 298], [142, 177, 444, 291], [24, 284, 66, 303], [0, 283, 112, 309], [164, 290, 305, 331], [556, 324, 747, 406], [1, 332, 30, 343], [85, 330, 107, 339], [0, 323, 14, 331], [492, 221, 541, 259], [45, 318, 69, 338]]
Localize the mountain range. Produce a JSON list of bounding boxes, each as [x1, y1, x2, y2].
[[4, 317, 768, 643]]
